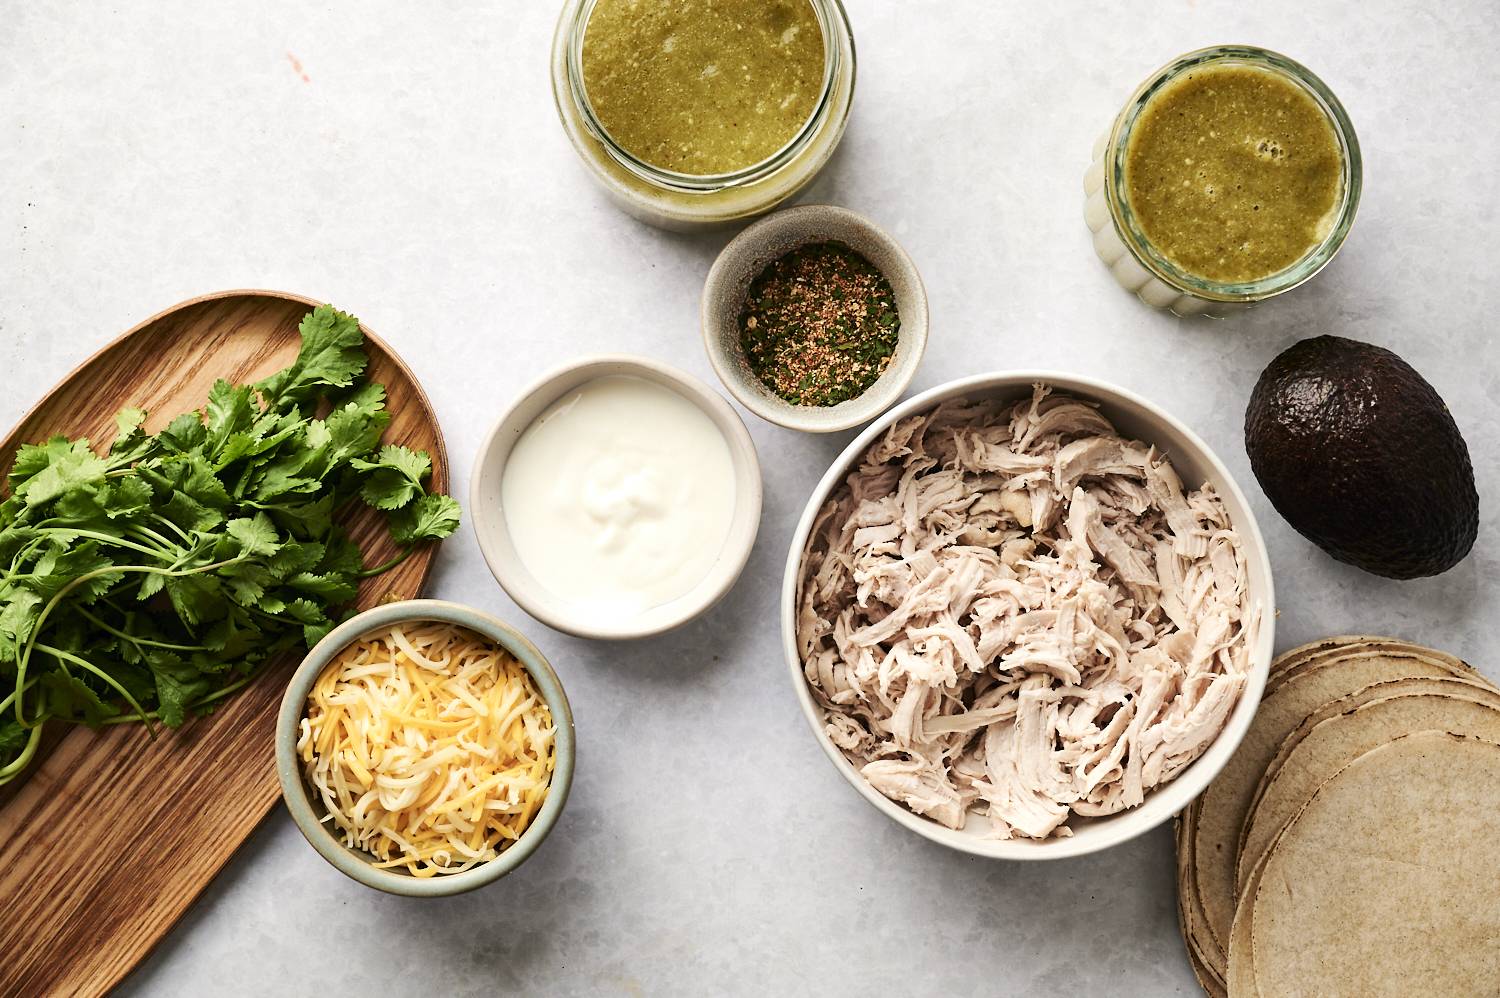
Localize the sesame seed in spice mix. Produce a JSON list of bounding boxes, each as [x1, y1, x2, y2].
[[738, 241, 900, 407]]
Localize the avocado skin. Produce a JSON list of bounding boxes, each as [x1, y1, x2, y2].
[[1245, 335, 1478, 580]]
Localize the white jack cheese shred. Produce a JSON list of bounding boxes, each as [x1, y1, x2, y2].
[[297, 622, 556, 877]]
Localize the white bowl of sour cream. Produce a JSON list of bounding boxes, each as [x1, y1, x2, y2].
[[472, 355, 762, 640]]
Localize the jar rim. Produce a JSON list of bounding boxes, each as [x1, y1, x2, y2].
[[1103, 45, 1363, 302], [564, 0, 851, 194]]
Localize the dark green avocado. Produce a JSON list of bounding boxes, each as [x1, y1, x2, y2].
[[1245, 335, 1479, 579]]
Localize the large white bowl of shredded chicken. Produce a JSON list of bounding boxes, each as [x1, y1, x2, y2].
[[784, 373, 1274, 858]]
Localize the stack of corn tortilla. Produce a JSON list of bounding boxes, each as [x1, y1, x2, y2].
[[1175, 636, 1500, 996]]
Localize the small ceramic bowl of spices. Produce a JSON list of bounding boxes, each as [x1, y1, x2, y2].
[[702, 204, 928, 433]]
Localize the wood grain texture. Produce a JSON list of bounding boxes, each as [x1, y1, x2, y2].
[[0, 291, 448, 998]]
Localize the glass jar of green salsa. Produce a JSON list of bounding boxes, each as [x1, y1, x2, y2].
[[1084, 46, 1361, 314], [551, 0, 855, 230]]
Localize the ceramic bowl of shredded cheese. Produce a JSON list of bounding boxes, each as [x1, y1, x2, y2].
[[275, 599, 575, 896]]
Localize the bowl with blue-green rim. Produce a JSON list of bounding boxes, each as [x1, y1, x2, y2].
[[275, 598, 575, 896]]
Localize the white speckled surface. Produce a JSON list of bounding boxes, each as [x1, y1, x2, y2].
[[3, 1, 1497, 995]]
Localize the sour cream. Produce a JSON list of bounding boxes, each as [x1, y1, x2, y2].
[[501, 375, 738, 620]]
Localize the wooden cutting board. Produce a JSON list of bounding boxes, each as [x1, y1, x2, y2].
[[0, 291, 448, 997]]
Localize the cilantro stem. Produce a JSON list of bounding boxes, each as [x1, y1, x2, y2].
[[94, 671, 259, 726], [12, 555, 249, 729], [35, 643, 155, 732], [74, 605, 209, 653], [149, 514, 194, 544], [126, 523, 182, 552], [3, 535, 48, 583], [34, 525, 173, 561], [355, 546, 413, 578], [0, 723, 44, 782], [0, 675, 36, 715]]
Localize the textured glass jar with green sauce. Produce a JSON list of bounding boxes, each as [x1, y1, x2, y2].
[[1084, 46, 1361, 314], [552, 0, 855, 230]]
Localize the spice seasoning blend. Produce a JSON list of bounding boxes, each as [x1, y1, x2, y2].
[[738, 241, 900, 407]]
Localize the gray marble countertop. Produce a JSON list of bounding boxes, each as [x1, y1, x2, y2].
[[4, 1, 1497, 994]]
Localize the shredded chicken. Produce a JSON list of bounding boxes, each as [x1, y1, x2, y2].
[[796, 386, 1255, 839]]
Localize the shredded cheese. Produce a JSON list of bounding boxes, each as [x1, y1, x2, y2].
[[297, 622, 556, 877]]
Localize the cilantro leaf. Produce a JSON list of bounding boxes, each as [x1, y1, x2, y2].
[[325, 399, 391, 465], [222, 561, 272, 606], [154, 678, 191, 728], [0, 588, 43, 665], [352, 444, 431, 510], [148, 653, 211, 728], [267, 540, 325, 580], [226, 513, 279, 557], [287, 571, 357, 605], [136, 571, 166, 601], [107, 408, 156, 467], [16, 443, 108, 507], [203, 615, 259, 659], [159, 412, 207, 454], [318, 533, 367, 577], [30, 541, 122, 604], [342, 381, 387, 413], [158, 491, 223, 533], [100, 476, 154, 519], [164, 573, 224, 628], [51, 474, 153, 524], [40, 670, 120, 727], [390, 493, 462, 545], [203, 380, 256, 458], [214, 412, 302, 473], [284, 597, 335, 647], [160, 453, 231, 509], [9, 437, 88, 489], [138, 454, 232, 528], [113, 407, 147, 440], [251, 457, 316, 502], [296, 398, 391, 483], [0, 718, 27, 754], [263, 495, 335, 540], [255, 304, 367, 406]]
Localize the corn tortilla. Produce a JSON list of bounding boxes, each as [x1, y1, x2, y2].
[[1265, 635, 1473, 696], [1175, 810, 1227, 993], [1174, 634, 1361, 981], [1190, 643, 1476, 962], [1242, 732, 1500, 997], [1235, 679, 1500, 891]]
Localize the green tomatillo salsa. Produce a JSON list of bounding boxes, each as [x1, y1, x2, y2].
[[580, 0, 825, 176], [1123, 62, 1344, 284]]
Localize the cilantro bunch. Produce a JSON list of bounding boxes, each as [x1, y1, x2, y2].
[[0, 305, 460, 785]]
